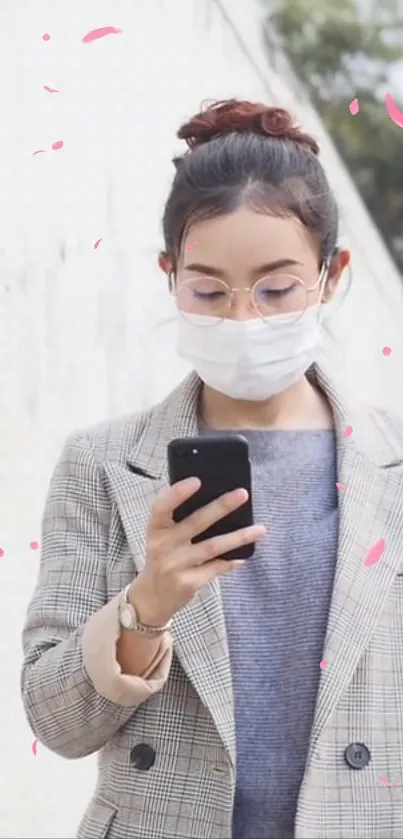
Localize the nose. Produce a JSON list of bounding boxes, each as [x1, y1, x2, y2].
[[227, 288, 258, 321]]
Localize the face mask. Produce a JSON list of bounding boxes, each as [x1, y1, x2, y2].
[[176, 304, 325, 401]]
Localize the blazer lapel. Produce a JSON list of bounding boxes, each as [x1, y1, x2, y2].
[[309, 364, 403, 750], [103, 372, 236, 766]]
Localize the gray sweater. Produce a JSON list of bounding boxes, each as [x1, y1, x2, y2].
[[219, 429, 339, 839]]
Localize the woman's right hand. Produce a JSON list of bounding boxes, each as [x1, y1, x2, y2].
[[129, 477, 266, 627]]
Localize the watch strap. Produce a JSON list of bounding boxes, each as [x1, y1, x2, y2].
[[119, 584, 173, 638]]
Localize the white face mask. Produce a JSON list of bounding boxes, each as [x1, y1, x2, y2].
[[176, 304, 325, 401]]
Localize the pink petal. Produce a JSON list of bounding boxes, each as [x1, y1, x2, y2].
[[30, 541, 39, 551], [31, 738, 38, 756], [319, 659, 327, 670], [382, 346, 392, 356], [0, 547, 4, 558], [363, 538, 385, 567], [51, 140, 64, 151], [335, 482, 345, 491], [82, 26, 122, 43], [42, 33, 51, 41], [93, 238, 103, 250], [349, 98, 360, 115], [44, 84, 59, 94], [379, 776, 393, 787], [343, 425, 353, 438], [385, 92, 403, 128]]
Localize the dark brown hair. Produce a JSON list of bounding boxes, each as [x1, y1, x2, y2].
[[162, 99, 338, 270]]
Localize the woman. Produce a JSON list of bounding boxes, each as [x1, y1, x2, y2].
[[21, 99, 403, 839]]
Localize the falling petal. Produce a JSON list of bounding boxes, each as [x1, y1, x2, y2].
[[363, 538, 385, 567], [42, 33, 51, 41], [335, 482, 345, 491], [44, 84, 60, 94], [51, 140, 64, 151], [349, 98, 360, 115], [0, 547, 4, 558], [319, 659, 327, 670], [382, 346, 392, 356], [31, 738, 38, 756], [343, 425, 353, 438], [93, 238, 103, 250], [82, 26, 122, 43], [385, 92, 403, 128], [30, 541, 39, 550]]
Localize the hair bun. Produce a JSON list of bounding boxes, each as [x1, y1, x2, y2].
[[177, 98, 319, 155]]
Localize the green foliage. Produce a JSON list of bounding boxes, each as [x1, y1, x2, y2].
[[263, 0, 403, 271]]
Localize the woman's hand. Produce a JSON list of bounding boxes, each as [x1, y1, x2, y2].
[[129, 477, 266, 627]]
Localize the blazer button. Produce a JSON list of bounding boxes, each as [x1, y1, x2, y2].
[[344, 743, 371, 769], [130, 743, 156, 771]]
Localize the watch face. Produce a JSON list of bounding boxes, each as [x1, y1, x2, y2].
[[120, 606, 134, 630]]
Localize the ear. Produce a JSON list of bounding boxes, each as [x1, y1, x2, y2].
[[323, 249, 351, 302], [158, 250, 172, 274]]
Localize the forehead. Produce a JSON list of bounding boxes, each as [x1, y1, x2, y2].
[[182, 207, 318, 267]]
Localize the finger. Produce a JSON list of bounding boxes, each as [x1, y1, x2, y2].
[[191, 523, 266, 567], [177, 488, 250, 542], [198, 557, 247, 583], [150, 477, 201, 529]]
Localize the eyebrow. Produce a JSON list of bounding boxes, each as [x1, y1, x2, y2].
[[182, 258, 302, 278]]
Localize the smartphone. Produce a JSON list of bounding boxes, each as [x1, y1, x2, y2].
[[167, 433, 254, 560]]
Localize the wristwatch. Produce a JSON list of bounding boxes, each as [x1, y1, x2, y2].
[[118, 584, 173, 639]]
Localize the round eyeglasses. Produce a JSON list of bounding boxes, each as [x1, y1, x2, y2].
[[173, 270, 325, 328]]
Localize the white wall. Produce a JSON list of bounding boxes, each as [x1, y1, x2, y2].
[[1, 0, 402, 836]]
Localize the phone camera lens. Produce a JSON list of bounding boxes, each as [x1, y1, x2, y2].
[[175, 447, 198, 457]]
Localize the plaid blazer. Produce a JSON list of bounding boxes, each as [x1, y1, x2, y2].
[[21, 363, 403, 839]]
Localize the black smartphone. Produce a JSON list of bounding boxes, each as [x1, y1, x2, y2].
[[167, 433, 254, 560]]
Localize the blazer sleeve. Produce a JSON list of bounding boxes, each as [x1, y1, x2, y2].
[[20, 431, 173, 760]]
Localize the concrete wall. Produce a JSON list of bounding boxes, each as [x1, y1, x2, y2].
[[0, 0, 402, 836]]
